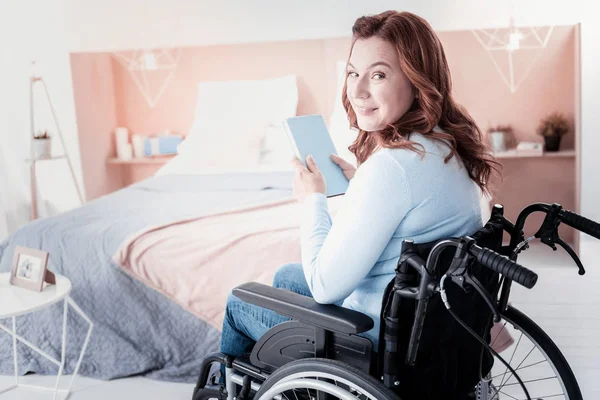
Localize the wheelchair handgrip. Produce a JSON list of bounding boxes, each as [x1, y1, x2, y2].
[[472, 246, 538, 289], [560, 210, 600, 240]]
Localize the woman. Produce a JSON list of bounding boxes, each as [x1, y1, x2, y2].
[[220, 10, 498, 358]]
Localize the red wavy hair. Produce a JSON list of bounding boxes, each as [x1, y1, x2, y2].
[[342, 11, 500, 194]]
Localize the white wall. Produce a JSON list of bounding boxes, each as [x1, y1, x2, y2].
[[0, 0, 85, 235], [65, 0, 585, 51], [64, 0, 599, 244], [3, 0, 598, 238], [578, 5, 600, 247]]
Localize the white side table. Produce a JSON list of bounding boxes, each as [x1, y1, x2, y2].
[[0, 273, 93, 399]]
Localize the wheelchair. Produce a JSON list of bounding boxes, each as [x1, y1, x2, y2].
[[192, 202, 600, 400]]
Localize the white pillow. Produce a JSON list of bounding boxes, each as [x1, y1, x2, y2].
[[257, 60, 358, 170], [259, 123, 295, 169], [175, 75, 298, 171], [155, 154, 292, 176], [177, 118, 265, 167]]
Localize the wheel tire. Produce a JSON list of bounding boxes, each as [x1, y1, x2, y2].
[[254, 358, 398, 400], [497, 306, 583, 400]]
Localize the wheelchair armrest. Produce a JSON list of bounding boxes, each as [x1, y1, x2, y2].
[[232, 282, 374, 335]]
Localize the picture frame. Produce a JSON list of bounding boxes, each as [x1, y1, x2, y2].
[[10, 245, 54, 291]]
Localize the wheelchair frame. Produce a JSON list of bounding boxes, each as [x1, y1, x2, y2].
[[193, 202, 597, 400]]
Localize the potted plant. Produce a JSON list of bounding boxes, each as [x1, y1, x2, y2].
[[32, 130, 52, 160], [487, 124, 514, 153], [536, 112, 569, 152]]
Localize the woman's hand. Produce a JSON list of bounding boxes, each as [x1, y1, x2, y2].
[[330, 154, 357, 180], [291, 155, 326, 203]]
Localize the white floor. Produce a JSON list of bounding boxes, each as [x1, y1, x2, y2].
[[0, 375, 193, 399], [1, 241, 598, 399], [508, 239, 600, 399]]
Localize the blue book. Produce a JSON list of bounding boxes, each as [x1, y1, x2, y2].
[[144, 136, 183, 156], [283, 114, 350, 197]]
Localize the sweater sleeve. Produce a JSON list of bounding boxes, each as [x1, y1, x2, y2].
[[300, 151, 412, 304]]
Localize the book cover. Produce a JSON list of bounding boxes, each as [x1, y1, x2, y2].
[[283, 115, 350, 197]]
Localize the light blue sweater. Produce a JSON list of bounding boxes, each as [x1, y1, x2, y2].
[[300, 133, 483, 346]]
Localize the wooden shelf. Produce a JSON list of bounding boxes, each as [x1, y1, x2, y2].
[[492, 150, 576, 159], [106, 156, 175, 165], [25, 155, 66, 163]]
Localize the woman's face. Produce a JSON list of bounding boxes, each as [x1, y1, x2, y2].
[[346, 37, 415, 132]]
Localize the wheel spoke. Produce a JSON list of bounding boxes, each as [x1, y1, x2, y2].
[[497, 390, 520, 400], [522, 394, 565, 399], [490, 359, 548, 380], [498, 330, 525, 390], [502, 375, 559, 387], [512, 344, 537, 372], [500, 391, 565, 400], [496, 343, 538, 394], [481, 309, 580, 400], [491, 321, 508, 348], [261, 372, 382, 400]]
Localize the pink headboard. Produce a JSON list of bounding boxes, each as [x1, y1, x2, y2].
[[70, 26, 578, 241]]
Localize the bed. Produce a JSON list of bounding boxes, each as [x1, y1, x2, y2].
[[0, 170, 304, 380], [0, 74, 324, 382]]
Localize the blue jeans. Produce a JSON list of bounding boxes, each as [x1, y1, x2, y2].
[[220, 263, 311, 357]]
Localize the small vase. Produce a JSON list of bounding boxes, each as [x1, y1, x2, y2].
[[543, 136, 561, 152], [489, 131, 507, 153], [32, 138, 52, 160]]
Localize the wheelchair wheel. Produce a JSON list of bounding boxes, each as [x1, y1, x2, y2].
[[477, 305, 582, 400], [254, 358, 397, 400]]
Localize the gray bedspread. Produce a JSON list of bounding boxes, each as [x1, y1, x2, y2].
[[0, 171, 293, 382]]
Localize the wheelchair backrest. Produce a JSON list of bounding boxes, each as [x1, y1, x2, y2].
[[378, 207, 505, 399]]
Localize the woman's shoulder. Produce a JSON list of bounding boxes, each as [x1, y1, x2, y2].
[[379, 130, 466, 178], [361, 128, 456, 173], [377, 131, 448, 163], [361, 147, 406, 173], [354, 149, 411, 187], [406, 129, 452, 157], [351, 147, 413, 203]]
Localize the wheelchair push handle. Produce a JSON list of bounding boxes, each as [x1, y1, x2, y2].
[[470, 245, 538, 289], [560, 209, 600, 240]]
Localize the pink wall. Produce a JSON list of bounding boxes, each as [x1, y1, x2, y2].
[[117, 40, 329, 137], [110, 26, 576, 148], [71, 26, 578, 240], [441, 27, 578, 242], [70, 53, 124, 200], [444, 27, 576, 150]]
